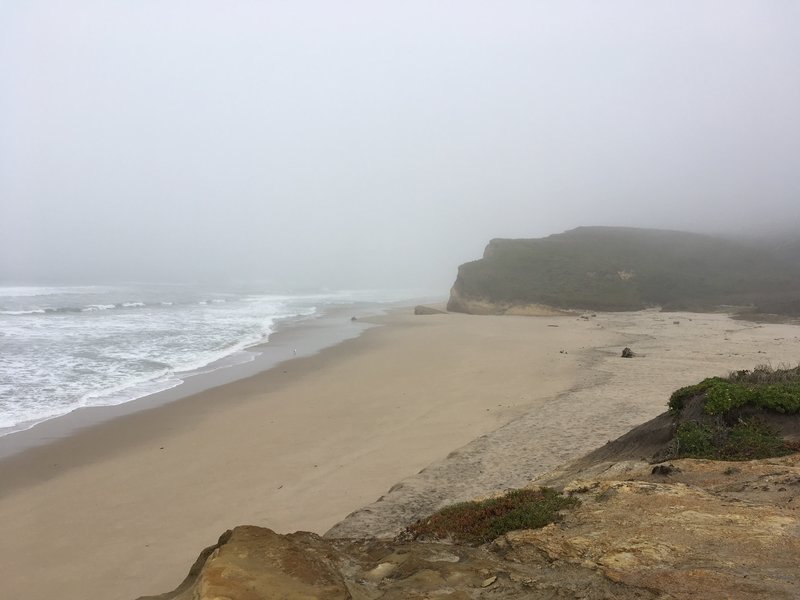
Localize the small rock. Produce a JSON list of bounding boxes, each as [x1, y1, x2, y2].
[[365, 562, 397, 581], [481, 575, 497, 587], [651, 464, 680, 476], [414, 305, 446, 315], [621, 347, 635, 358]]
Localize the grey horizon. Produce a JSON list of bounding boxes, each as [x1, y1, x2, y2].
[[2, 1, 799, 290]]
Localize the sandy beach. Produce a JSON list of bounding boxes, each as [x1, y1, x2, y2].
[[1, 308, 799, 600]]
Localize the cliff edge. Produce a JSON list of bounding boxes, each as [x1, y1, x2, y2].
[[137, 456, 800, 600], [137, 365, 800, 600]]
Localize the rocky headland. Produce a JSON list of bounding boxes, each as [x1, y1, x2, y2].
[[447, 227, 800, 316]]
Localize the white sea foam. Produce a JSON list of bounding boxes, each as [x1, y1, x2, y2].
[[83, 304, 115, 311], [0, 377, 184, 435], [0, 289, 307, 432], [0, 284, 430, 436]]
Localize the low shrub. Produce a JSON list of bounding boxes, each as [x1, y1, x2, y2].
[[668, 378, 723, 414], [672, 421, 715, 457], [671, 419, 792, 461], [668, 365, 800, 416], [404, 487, 579, 545], [728, 364, 800, 385]]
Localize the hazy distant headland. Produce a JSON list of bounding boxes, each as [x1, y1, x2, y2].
[[448, 226, 800, 316]]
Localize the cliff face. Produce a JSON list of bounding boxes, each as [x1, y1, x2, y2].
[[447, 227, 800, 315], [138, 454, 800, 600]]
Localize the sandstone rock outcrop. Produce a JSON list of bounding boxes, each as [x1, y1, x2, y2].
[[446, 286, 569, 316], [137, 525, 661, 600], [524, 455, 800, 600], [137, 452, 800, 600]]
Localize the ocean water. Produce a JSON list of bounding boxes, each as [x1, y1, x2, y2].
[[0, 284, 419, 436]]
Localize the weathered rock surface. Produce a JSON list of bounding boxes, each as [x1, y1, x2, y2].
[[525, 455, 800, 600], [446, 286, 569, 316], [137, 526, 661, 600], [137, 453, 800, 600]]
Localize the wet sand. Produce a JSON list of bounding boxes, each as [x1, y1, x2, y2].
[[0, 309, 798, 600]]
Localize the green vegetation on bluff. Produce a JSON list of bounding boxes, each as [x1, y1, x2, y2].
[[668, 365, 800, 415], [665, 365, 800, 461], [404, 487, 578, 545], [448, 227, 800, 314], [671, 420, 792, 461]]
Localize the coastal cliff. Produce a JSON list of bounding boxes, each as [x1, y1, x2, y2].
[[447, 227, 800, 315], [138, 365, 800, 600], [138, 450, 800, 600]]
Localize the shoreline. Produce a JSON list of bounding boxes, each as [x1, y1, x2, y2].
[[2, 309, 799, 600], [0, 300, 393, 461], [0, 308, 599, 600], [0, 302, 404, 494]]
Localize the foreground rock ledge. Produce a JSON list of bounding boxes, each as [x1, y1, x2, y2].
[[137, 454, 800, 600]]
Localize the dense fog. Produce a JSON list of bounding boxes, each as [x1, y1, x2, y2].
[[2, 1, 799, 290]]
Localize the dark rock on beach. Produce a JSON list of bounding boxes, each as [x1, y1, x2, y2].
[[414, 305, 446, 315]]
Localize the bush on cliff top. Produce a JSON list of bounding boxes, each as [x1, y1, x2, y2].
[[668, 365, 800, 416], [665, 365, 800, 461], [404, 488, 578, 545], [672, 419, 793, 461]]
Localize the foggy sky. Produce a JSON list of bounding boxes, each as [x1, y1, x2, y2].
[[2, 1, 800, 291]]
